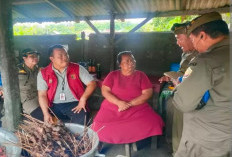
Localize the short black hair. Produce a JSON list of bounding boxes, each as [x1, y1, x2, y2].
[[191, 20, 229, 38], [117, 51, 135, 65], [48, 44, 66, 57]]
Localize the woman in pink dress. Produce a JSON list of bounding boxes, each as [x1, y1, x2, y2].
[[92, 51, 164, 145]]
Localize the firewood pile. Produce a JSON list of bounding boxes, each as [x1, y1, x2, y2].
[[16, 114, 94, 157]]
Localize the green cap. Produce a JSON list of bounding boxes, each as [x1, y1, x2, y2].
[[171, 22, 189, 35], [187, 12, 222, 35], [21, 48, 39, 57]]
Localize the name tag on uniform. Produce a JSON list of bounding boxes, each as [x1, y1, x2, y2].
[[60, 93, 66, 101]]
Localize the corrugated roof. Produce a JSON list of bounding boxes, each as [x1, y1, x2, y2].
[[12, 0, 231, 23]]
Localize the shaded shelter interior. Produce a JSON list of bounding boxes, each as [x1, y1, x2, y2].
[[14, 32, 182, 76]]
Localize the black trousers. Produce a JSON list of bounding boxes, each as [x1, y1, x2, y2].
[[50, 101, 88, 125], [30, 107, 44, 121]]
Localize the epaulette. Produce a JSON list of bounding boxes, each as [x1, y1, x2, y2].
[[18, 63, 27, 75], [18, 69, 27, 75]]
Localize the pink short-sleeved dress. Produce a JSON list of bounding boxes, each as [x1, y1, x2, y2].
[[92, 70, 164, 144]]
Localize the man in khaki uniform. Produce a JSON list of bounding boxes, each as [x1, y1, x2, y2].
[[18, 48, 43, 120], [160, 22, 198, 83], [159, 22, 198, 154], [173, 12, 231, 157]]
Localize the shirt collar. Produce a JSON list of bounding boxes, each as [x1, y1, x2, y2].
[[205, 36, 229, 53], [23, 63, 38, 72], [52, 64, 67, 75]]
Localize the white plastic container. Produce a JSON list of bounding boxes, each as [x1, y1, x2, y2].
[[0, 124, 101, 157], [65, 123, 100, 157], [0, 128, 21, 157]]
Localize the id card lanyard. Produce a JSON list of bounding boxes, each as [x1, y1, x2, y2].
[[57, 73, 66, 101]]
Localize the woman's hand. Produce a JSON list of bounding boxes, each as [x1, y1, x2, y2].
[[117, 101, 131, 112], [171, 78, 180, 87], [128, 88, 153, 107], [0, 88, 4, 98]]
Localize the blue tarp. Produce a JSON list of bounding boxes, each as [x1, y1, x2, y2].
[[170, 63, 180, 72]]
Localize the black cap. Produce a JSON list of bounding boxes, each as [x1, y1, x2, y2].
[[171, 21, 190, 35], [187, 12, 222, 35], [21, 48, 39, 57]]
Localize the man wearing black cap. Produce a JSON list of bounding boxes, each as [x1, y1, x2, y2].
[[159, 22, 198, 154], [159, 22, 197, 83], [18, 48, 43, 120], [173, 12, 231, 157]]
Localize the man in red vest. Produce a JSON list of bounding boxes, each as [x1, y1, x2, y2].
[[37, 44, 96, 124]]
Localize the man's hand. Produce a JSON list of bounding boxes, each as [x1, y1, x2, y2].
[[117, 101, 131, 112], [0, 88, 4, 98], [44, 113, 54, 124], [171, 78, 180, 87], [159, 76, 170, 83], [72, 97, 87, 113]]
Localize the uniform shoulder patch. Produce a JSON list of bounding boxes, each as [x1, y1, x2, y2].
[[183, 67, 193, 79], [18, 69, 27, 74]]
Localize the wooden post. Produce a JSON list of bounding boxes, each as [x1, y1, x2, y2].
[[81, 31, 86, 61], [125, 144, 131, 157], [0, 0, 21, 131], [84, 17, 101, 35], [115, 16, 153, 45], [109, 12, 115, 71]]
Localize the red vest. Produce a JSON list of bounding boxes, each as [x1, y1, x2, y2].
[[41, 62, 85, 107]]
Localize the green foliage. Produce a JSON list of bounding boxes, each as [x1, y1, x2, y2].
[[140, 15, 199, 32], [13, 13, 230, 38]]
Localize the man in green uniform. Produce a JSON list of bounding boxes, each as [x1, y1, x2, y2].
[[160, 22, 198, 154], [159, 22, 197, 83], [173, 12, 231, 157], [18, 48, 43, 120]]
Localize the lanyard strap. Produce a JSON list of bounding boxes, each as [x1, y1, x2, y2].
[[56, 73, 65, 92]]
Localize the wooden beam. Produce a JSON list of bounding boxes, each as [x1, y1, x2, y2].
[[115, 16, 153, 45], [109, 12, 115, 71], [84, 17, 100, 35], [0, 0, 21, 131], [128, 17, 153, 33]]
